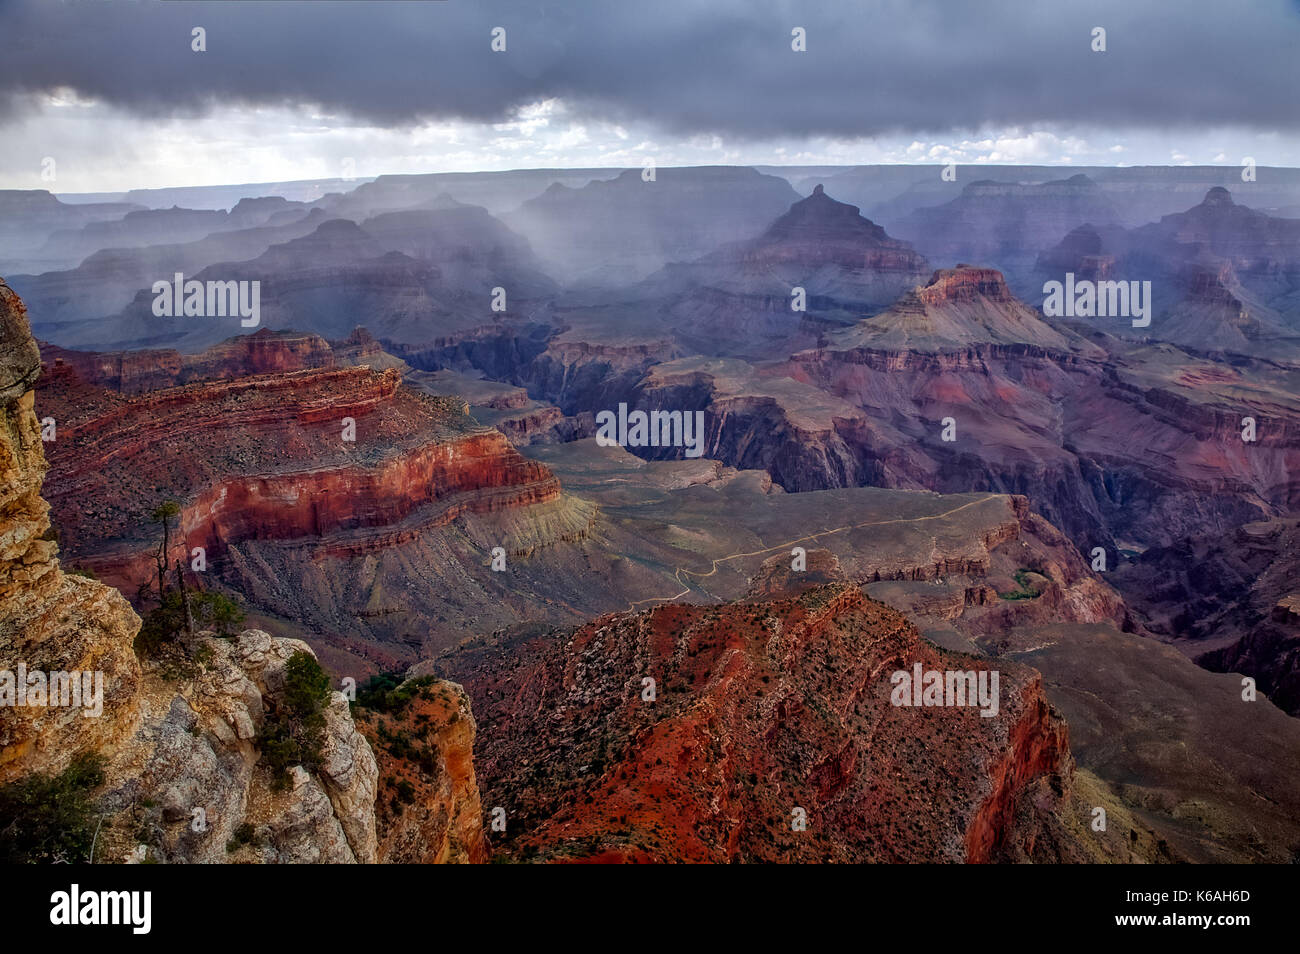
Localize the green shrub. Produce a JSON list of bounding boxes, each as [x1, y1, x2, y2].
[[135, 590, 186, 657], [226, 821, 258, 853], [999, 568, 1046, 601], [353, 672, 437, 714], [134, 590, 245, 657], [0, 755, 105, 863], [258, 651, 331, 789], [192, 591, 245, 636]]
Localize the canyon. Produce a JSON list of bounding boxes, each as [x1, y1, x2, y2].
[[4, 160, 1299, 866], [422, 250, 1298, 557], [1, 277, 487, 864], [34, 329, 588, 673]]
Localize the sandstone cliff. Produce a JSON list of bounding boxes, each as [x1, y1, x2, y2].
[[34, 329, 595, 668], [35, 332, 580, 598], [95, 628, 380, 864], [1, 278, 487, 863], [0, 279, 141, 785], [355, 678, 488, 864]]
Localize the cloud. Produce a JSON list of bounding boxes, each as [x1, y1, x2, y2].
[[0, 0, 1296, 140]]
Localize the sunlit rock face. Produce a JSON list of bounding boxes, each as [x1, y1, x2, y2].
[[0, 278, 143, 784]]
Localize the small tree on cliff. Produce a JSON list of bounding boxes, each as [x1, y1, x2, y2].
[[134, 498, 245, 659], [150, 500, 180, 599], [258, 651, 332, 790], [135, 589, 245, 658]]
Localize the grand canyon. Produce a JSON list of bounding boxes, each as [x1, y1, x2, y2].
[[2, 1, 1298, 887]]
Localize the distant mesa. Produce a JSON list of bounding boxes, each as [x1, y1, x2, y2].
[[1033, 186, 1300, 357], [828, 264, 1079, 352], [657, 183, 929, 357], [1202, 185, 1234, 207]]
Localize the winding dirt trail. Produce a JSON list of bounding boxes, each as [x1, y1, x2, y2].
[[626, 495, 995, 610]]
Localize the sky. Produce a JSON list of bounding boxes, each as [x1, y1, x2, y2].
[[1, 0, 1298, 193]]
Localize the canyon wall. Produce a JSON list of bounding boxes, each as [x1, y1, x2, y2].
[[0, 279, 142, 784], [1, 279, 487, 863]]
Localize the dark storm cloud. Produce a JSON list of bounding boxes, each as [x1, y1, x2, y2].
[[0, 0, 1296, 137]]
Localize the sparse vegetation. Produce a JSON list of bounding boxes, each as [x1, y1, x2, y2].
[[133, 497, 245, 659], [135, 589, 245, 657], [258, 650, 331, 790], [226, 821, 258, 853], [353, 672, 438, 714], [150, 500, 180, 594], [998, 568, 1046, 601], [0, 754, 105, 863]]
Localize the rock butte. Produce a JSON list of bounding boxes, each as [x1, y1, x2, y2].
[[437, 558, 1088, 863]]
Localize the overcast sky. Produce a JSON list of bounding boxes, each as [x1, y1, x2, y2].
[[2, 0, 1298, 193]]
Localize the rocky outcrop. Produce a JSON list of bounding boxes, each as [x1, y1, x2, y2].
[[743, 547, 846, 600], [39, 328, 336, 394], [36, 346, 564, 590], [736, 184, 929, 279], [651, 184, 929, 358], [768, 277, 1300, 549], [356, 678, 488, 864], [415, 261, 1299, 559], [95, 629, 379, 864], [2, 278, 482, 863], [1033, 188, 1300, 358], [0, 279, 142, 785], [331, 327, 410, 373], [440, 578, 1078, 863], [491, 405, 566, 445], [33, 324, 598, 670], [834, 265, 1080, 351], [1033, 224, 1121, 282]]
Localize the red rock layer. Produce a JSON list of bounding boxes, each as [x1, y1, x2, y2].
[[176, 431, 558, 553], [39, 328, 335, 394], [917, 266, 1015, 305], [35, 347, 560, 591]]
